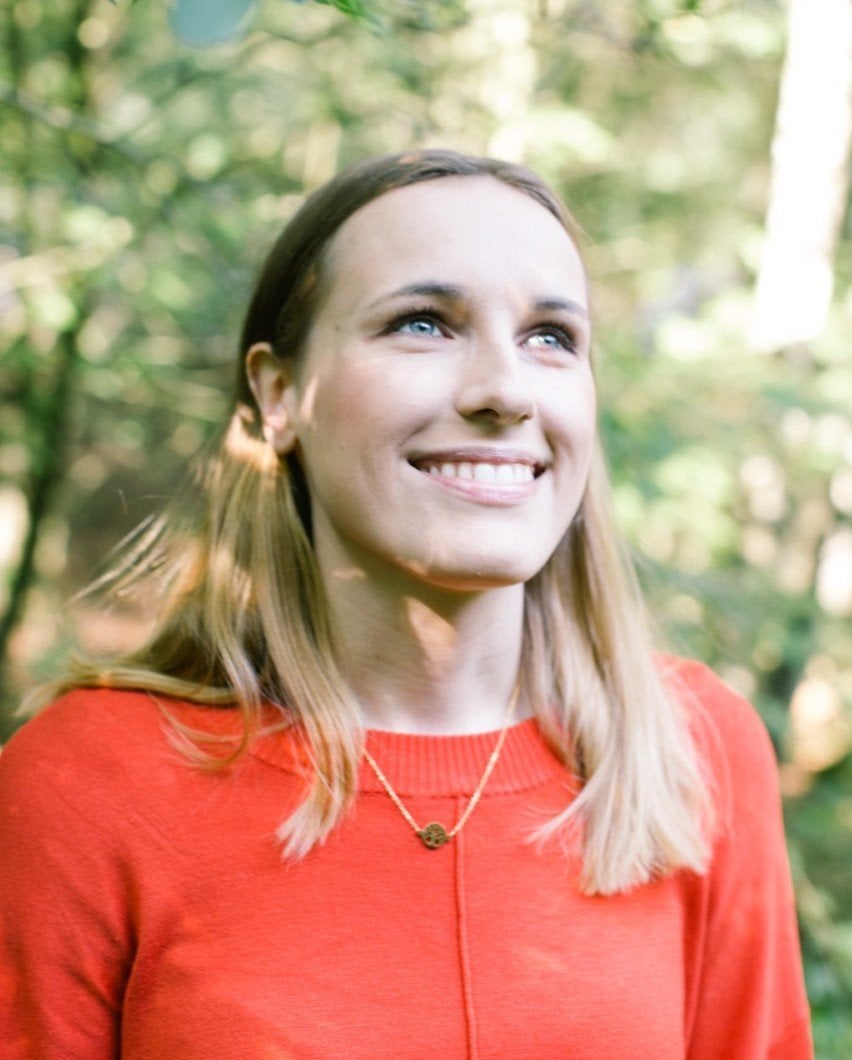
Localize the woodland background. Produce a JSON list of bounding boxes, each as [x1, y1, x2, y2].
[[1, 0, 850, 1051]]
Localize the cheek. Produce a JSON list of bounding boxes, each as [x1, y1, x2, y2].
[[304, 359, 435, 453], [296, 367, 408, 485], [297, 363, 372, 450], [545, 374, 597, 445]]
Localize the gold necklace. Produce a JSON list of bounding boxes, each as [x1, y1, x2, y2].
[[361, 688, 518, 850]]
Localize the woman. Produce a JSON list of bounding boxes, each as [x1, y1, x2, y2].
[[0, 151, 811, 1057]]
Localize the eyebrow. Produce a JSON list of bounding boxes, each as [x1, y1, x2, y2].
[[367, 283, 588, 318], [532, 297, 589, 319], [366, 282, 464, 312]]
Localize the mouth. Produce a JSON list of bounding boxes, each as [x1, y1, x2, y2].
[[414, 460, 537, 485], [407, 449, 547, 491]]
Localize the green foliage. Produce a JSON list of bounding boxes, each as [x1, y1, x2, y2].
[[1, 0, 849, 1047], [165, 0, 469, 44], [313, 0, 374, 26]]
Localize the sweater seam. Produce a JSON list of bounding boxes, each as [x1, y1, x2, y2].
[[454, 803, 478, 1060]]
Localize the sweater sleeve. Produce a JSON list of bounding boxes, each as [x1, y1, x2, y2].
[[676, 662, 813, 1060], [0, 696, 134, 1059]]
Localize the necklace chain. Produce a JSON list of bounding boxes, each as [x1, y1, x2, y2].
[[361, 687, 518, 849]]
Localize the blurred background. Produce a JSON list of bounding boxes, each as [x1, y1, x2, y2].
[[1, 0, 850, 1050]]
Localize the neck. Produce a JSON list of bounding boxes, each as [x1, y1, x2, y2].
[[319, 556, 526, 736]]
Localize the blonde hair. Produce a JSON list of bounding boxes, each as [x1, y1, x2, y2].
[[28, 151, 712, 895]]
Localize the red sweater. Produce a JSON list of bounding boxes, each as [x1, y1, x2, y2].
[[0, 660, 811, 1058]]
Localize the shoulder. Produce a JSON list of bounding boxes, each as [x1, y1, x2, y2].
[[5, 686, 165, 746], [660, 656, 784, 845], [0, 688, 245, 813], [0, 690, 159, 832], [1, 687, 158, 775], [3, 687, 190, 771], [660, 654, 777, 768], [0, 688, 278, 878]]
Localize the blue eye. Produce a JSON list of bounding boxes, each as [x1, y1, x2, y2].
[[526, 327, 577, 353], [395, 314, 443, 337]]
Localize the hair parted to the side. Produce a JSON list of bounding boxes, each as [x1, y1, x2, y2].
[[28, 150, 712, 895]]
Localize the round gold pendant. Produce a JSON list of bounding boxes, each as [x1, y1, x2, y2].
[[418, 822, 450, 849]]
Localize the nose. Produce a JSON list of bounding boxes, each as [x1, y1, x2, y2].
[[454, 334, 535, 426]]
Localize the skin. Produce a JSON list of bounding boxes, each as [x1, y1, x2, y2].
[[248, 176, 596, 734]]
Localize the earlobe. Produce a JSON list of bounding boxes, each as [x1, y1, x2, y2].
[[245, 342, 298, 454]]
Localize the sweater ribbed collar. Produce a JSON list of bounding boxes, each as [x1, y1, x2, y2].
[[250, 717, 569, 797], [166, 702, 570, 797]]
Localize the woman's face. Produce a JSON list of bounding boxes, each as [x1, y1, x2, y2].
[[260, 176, 596, 593]]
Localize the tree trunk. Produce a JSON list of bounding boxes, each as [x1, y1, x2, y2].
[[751, 0, 852, 352]]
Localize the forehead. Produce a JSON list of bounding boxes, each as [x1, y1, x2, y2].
[[321, 176, 587, 308]]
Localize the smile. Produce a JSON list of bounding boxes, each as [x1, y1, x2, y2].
[[417, 461, 535, 485]]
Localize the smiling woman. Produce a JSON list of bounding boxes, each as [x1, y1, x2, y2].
[[0, 151, 812, 1058], [247, 176, 596, 597]]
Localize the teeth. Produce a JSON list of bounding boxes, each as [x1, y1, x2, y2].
[[421, 461, 535, 483]]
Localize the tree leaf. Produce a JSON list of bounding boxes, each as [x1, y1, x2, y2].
[[314, 0, 375, 26]]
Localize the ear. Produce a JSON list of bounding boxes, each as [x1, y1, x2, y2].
[[245, 342, 298, 454]]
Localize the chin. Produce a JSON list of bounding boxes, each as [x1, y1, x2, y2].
[[406, 556, 544, 593]]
